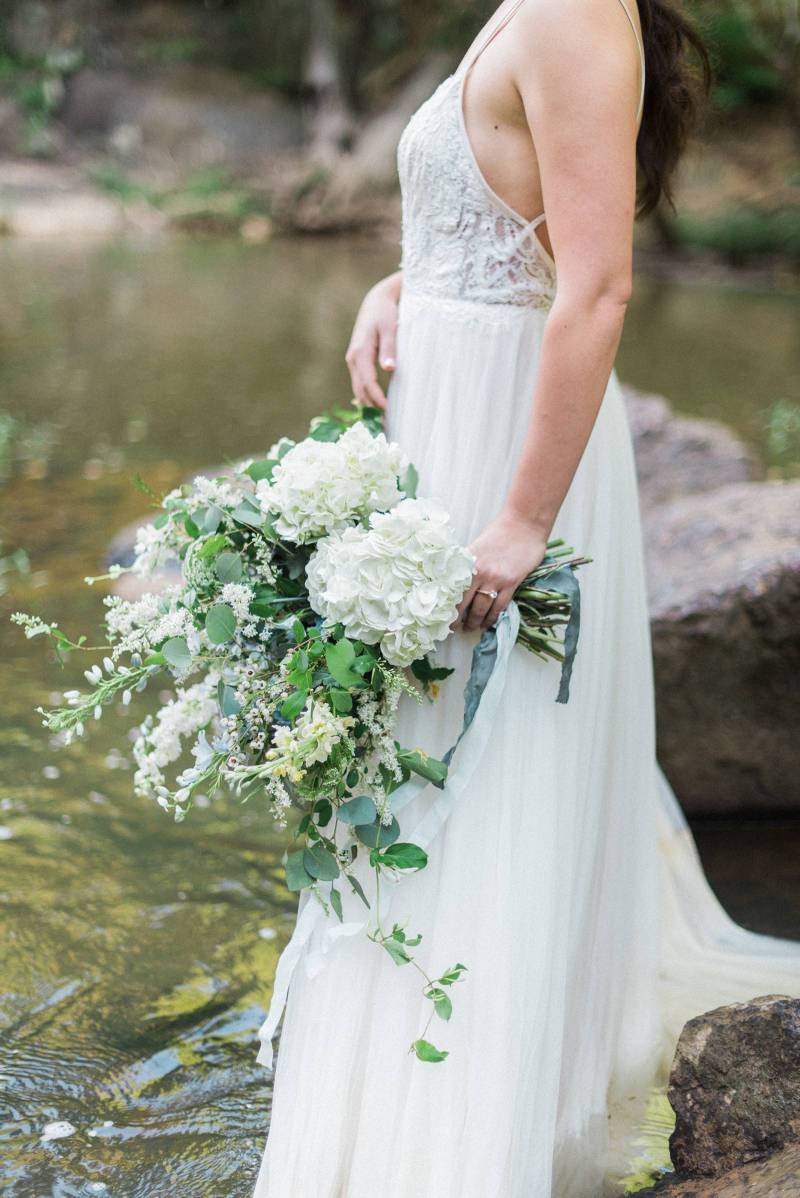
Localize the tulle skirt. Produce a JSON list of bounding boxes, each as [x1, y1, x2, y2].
[[254, 290, 800, 1197]]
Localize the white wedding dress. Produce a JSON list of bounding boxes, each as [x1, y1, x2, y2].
[[254, 3, 800, 1194]]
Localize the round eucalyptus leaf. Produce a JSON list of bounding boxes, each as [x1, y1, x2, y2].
[[205, 603, 236, 645], [355, 815, 400, 849]]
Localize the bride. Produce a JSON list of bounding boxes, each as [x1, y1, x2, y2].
[[255, 1, 800, 1194]]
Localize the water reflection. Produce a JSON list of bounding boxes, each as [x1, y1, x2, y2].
[[1, 237, 798, 1196]]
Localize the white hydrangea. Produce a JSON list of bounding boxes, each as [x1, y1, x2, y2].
[[256, 422, 408, 544], [306, 498, 474, 667]]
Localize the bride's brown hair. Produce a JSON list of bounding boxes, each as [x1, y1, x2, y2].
[[636, 0, 711, 216]]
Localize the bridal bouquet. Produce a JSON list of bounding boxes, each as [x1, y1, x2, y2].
[[13, 405, 587, 1063]]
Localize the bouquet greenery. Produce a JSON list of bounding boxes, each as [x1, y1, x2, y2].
[[13, 404, 587, 1062]]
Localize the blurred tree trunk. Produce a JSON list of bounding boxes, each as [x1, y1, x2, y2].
[[305, 0, 356, 160]]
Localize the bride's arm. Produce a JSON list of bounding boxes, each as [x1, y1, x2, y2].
[[461, 0, 641, 630], [345, 270, 403, 409]]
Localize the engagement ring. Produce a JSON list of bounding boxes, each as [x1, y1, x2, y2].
[[477, 589, 499, 600]]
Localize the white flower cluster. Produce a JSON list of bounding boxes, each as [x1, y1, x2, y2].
[[307, 498, 474, 667], [257, 422, 408, 544], [104, 588, 195, 660], [133, 676, 220, 801], [266, 696, 355, 781]]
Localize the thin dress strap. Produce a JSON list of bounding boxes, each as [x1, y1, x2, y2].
[[615, 0, 646, 125]]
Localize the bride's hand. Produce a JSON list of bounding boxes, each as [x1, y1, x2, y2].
[[457, 511, 549, 632], [345, 272, 402, 410]]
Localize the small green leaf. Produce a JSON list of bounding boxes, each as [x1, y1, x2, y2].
[[382, 938, 411, 966], [329, 887, 343, 921], [400, 462, 419, 498], [412, 1038, 449, 1063], [426, 987, 453, 1021], [285, 849, 313, 892], [347, 874, 370, 908], [162, 636, 192, 671], [355, 815, 400, 849], [198, 532, 227, 560], [184, 515, 200, 539], [381, 842, 428, 871], [215, 551, 243, 583], [313, 799, 333, 827], [280, 689, 307, 721], [205, 603, 236, 644], [410, 656, 454, 683], [292, 618, 305, 643], [303, 843, 340, 882], [329, 688, 353, 714], [437, 963, 468, 987], [338, 795, 377, 825], [325, 639, 363, 688], [231, 504, 263, 528], [246, 459, 277, 483], [396, 747, 448, 786], [201, 504, 224, 533], [217, 681, 241, 716]]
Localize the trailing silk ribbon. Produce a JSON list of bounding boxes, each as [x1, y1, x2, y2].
[[257, 582, 579, 1069]]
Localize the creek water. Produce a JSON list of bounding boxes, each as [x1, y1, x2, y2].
[[1, 237, 798, 1197]]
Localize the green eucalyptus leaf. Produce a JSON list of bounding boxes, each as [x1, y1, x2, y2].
[[285, 849, 313, 892], [303, 843, 340, 882], [330, 887, 343, 922], [198, 533, 227, 560], [217, 682, 241, 716], [337, 795, 377, 826], [205, 603, 236, 644], [162, 636, 192, 671], [355, 815, 400, 849], [215, 551, 243, 583]]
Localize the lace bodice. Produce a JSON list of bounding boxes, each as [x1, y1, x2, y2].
[[398, 72, 557, 310]]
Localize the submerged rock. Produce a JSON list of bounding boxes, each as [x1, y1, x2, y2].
[[635, 1142, 800, 1196], [646, 480, 800, 816]]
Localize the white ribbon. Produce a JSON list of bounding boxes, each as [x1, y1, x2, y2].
[[257, 603, 521, 1069]]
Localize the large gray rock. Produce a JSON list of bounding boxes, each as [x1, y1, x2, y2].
[[646, 480, 800, 816], [636, 997, 800, 1196], [621, 386, 758, 510], [668, 996, 800, 1176]]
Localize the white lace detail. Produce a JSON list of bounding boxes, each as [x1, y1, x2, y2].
[[398, 74, 556, 310]]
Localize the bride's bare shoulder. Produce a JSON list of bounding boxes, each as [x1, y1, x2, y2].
[[511, 0, 641, 100], [513, 0, 641, 60]]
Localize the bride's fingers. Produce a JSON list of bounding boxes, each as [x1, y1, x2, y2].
[[482, 588, 512, 630], [464, 590, 494, 631], [346, 339, 387, 410], [378, 323, 396, 373], [455, 576, 480, 628]]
